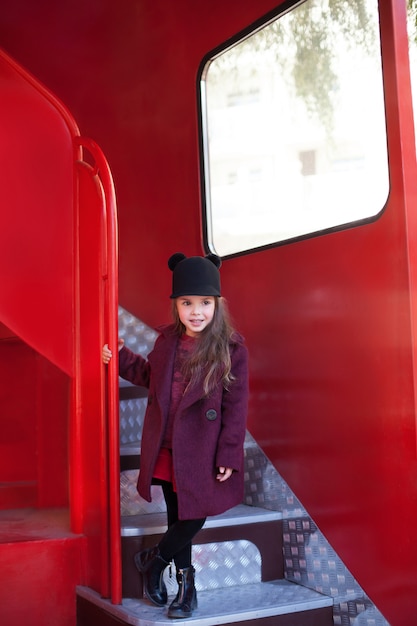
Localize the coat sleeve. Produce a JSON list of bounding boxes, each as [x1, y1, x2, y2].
[[215, 342, 249, 472], [118, 345, 151, 388]]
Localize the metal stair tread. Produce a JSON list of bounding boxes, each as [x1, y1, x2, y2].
[[120, 442, 141, 456], [78, 580, 332, 625], [121, 503, 282, 537]]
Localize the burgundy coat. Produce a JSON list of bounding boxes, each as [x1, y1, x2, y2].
[[119, 324, 249, 520]]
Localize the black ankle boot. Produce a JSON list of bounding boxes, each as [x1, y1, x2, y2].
[[134, 546, 170, 606], [167, 566, 197, 619]]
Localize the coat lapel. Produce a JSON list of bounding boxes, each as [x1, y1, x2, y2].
[[149, 329, 177, 421]]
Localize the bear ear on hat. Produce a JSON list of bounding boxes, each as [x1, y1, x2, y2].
[[168, 253, 186, 271], [206, 253, 222, 269]]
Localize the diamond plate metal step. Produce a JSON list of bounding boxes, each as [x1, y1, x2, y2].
[[121, 503, 282, 537], [77, 579, 334, 626], [121, 504, 285, 599]]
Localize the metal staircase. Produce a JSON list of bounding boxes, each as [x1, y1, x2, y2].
[[78, 492, 333, 625], [76, 307, 389, 626]]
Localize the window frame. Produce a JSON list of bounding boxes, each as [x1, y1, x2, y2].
[[197, 0, 390, 259]]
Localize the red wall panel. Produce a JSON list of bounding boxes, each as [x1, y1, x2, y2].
[[0, 341, 37, 487], [0, 531, 85, 626], [0, 0, 283, 328], [0, 339, 69, 510]]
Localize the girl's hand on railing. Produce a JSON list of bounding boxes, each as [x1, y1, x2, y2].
[[102, 339, 124, 364], [102, 344, 112, 364]]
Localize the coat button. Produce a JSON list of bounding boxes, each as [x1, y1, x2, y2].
[[206, 409, 217, 421]]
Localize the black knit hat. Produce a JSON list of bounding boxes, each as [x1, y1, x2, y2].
[[168, 253, 222, 298]]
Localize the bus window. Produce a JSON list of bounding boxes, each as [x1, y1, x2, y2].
[[200, 0, 389, 257]]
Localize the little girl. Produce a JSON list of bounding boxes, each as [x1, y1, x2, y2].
[[103, 252, 249, 619]]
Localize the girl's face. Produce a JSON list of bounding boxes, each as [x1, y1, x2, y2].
[[176, 295, 216, 337]]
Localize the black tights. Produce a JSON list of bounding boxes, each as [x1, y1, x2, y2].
[[154, 480, 206, 570]]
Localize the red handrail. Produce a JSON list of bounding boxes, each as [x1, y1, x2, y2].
[[0, 47, 121, 604], [0, 47, 81, 139], [75, 136, 121, 604]]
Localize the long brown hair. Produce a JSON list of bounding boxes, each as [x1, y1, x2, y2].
[[171, 296, 236, 396]]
